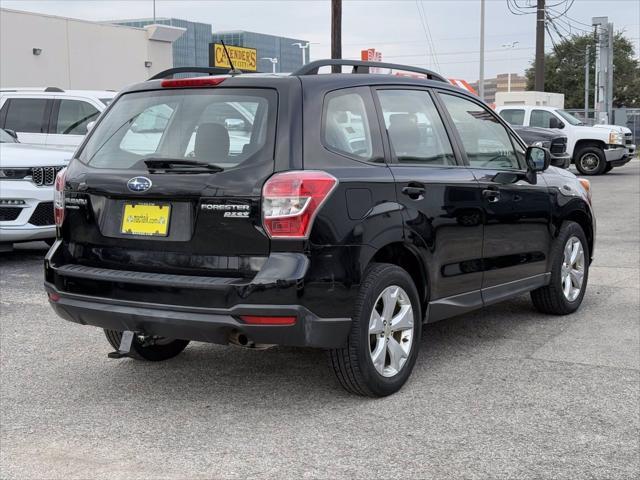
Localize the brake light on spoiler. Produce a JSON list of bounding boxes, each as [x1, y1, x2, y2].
[[262, 170, 338, 239], [161, 77, 226, 88]]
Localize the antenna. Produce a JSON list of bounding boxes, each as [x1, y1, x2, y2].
[[220, 40, 242, 75]]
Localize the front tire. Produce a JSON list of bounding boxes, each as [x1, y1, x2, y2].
[[531, 221, 589, 315], [574, 146, 607, 175], [104, 330, 189, 361], [329, 263, 422, 397], [603, 163, 614, 173]]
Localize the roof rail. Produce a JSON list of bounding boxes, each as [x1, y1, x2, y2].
[[148, 67, 232, 80], [292, 59, 448, 83]]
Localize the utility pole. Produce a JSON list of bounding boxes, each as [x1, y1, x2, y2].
[[479, 0, 485, 101], [584, 44, 589, 120], [331, 0, 342, 73], [593, 17, 614, 123], [534, 0, 545, 91], [593, 24, 599, 118], [152, 0, 156, 23]]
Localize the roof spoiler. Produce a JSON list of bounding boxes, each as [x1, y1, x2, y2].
[[292, 59, 448, 83], [148, 67, 233, 80]]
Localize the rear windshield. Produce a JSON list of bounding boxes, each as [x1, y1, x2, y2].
[[79, 88, 276, 170]]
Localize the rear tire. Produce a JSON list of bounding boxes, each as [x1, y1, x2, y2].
[[574, 147, 607, 175], [104, 330, 189, 361], [531, 221, 589, 315], [603, 163, 614, 173], [328, 263, 422, 397]]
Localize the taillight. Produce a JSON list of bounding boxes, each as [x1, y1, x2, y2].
[[54, 167, 66, 227], [161, 77, 226, 88], [262, 170, 338, 239]]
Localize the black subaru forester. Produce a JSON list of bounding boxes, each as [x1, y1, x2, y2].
[[45, 60, 595, 397]]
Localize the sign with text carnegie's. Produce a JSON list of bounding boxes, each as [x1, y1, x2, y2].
[[211, 44, 257, 71]]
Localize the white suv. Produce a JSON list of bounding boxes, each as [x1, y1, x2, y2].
[[0, 129, 70, 250], [0, 88, 116, 150]]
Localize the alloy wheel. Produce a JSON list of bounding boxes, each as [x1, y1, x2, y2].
[[561, 236, 585, 302], [579, 153, 600, 173], [368, 285, 415, 377]]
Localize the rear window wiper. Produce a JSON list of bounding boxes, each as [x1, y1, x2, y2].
[[143, 158, 224, 173]]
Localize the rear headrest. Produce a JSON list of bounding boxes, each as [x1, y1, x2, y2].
[[194, 122, 229, 160]]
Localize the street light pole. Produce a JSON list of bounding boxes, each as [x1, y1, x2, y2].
[[292, 42, 310, 65], [501, 41, 519, 92], [479, 0, 485, 101], [261, 57, 278, 74]]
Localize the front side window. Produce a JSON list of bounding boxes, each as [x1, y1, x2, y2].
[[79, 88, 276, 170], [2, 99, 48, 133], [530, 110, 559, 128], [440, 93, 522, 170], [323, 91, 373, 160], [499, 109, 525, 126], [55, 100, 100, 135], [377, 89, 455, 165]]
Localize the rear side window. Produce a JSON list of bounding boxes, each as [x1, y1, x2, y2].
[[323, 91, 373, 160], [79, 88, 276, 170], [377, 89, 455, 165], [499, 109, 525, 126], [55, 100, 100, 135], [2, 99, 48, 133]]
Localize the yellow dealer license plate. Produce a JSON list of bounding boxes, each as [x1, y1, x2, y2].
[[121, 203, 170, 237]]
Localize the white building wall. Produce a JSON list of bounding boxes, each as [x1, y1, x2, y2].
[[0, 9, 178, 91], [495, 91, 565, 109]]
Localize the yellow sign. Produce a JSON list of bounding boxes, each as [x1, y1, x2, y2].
[[212, 44, 257, 72], [121, 203, 170, 237]]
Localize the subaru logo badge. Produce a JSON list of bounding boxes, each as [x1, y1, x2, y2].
[[127, 177, 152, 192]]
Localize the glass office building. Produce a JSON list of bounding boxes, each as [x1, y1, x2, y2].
[[112, 19, 309, 73], [212, 31, 308, 73], [113, 18, 212, 69]]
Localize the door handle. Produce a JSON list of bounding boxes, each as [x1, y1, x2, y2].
[[482, 189, 501, 203], [402, 183, 426, 199]]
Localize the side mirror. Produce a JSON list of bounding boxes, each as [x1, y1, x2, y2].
[[4, 129, 18, 140], [86, 121, 96, 132], [526, 146, 550, 172], [548, 117, 564, 129]]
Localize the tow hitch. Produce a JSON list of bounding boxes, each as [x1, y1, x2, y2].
[[107, 330, 134, 359]]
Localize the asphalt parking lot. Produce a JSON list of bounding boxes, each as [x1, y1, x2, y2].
[[1, 162, 638, 479]]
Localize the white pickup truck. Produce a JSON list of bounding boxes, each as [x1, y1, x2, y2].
[[496, 105, 635, 175]]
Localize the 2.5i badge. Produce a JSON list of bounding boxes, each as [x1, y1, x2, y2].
[[201, 203, 250, 218]]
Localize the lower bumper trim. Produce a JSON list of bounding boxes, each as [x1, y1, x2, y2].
[[45, 283, 351, 349]]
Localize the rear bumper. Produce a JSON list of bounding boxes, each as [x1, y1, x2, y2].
[[44, 241, 352, 348], [46, 286, 351, 348]]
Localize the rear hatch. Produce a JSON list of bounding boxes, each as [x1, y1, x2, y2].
[[61, 84, 278, 277]]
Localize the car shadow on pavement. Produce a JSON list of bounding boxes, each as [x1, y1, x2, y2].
[[0, 242, 50, 264], [74, 294, 561, 403]]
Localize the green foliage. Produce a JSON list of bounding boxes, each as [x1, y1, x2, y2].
[[525, 33, 640, 108]]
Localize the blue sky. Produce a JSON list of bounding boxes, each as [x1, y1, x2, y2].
[[2, 0, 638, 81]]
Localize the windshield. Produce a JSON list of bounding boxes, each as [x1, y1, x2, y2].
[[79, 88, 276, 170], [556, 110, 584, 126], [0, 129, 18, 143]]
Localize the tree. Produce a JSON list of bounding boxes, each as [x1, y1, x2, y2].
[[525, 32, 640, 108]]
